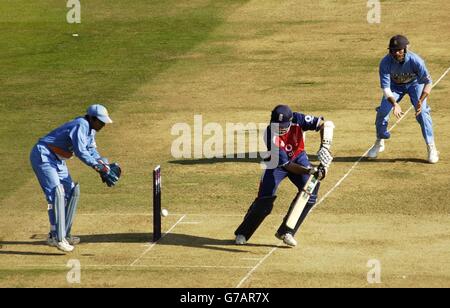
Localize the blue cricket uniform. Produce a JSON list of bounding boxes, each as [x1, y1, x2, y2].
[[30, 116, 103, 235], [376, 51, 434, 143], [259, 112, 322, 200]]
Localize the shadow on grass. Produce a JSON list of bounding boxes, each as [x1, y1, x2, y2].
[[0, 232, 287, 255], [169, 153, 428, 165], [329, 156, 428, 164], [169, 152, 263, 165], [79, 233, 286, 253], [0, 242, 65, 256], [0, 250, 64, 256]]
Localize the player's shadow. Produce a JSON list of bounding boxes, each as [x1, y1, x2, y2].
[[0, 241, 66, 256], [79, 233, 285, 252], [169, 152, 264, 165], [170, 153, 428, 165], [316, 156, 428, 164]]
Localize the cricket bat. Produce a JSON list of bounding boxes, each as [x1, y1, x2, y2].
[[285, 174, 320, 230]]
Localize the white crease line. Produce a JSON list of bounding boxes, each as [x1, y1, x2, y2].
[[235, 67, 450, 288], [129, 215, 186, 266], [79, 213, 245, 217], [2, 264, 253, 270], [236, 244, 282, 288], [179, 222, 201, 224]]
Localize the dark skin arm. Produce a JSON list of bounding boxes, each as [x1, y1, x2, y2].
[[283, 162, 313, 175]]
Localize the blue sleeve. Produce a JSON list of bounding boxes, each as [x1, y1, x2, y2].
[[87, 133, 102, 161], [294, 113, 321, 132], [69, 124, 99, 167], [413, 56, 432, 84], [379, 57, 391, 89]]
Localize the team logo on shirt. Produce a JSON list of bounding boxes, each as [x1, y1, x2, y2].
[[392, 72, 416, 84]]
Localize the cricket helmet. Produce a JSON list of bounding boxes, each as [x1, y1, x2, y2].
[[271, 105, 293, 129], [388, 35, 409, 51], [87, 104, 113, 124]]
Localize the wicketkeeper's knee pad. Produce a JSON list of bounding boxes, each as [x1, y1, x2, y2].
[[66, 183, 80, 235], [53, 184, 66, 241]]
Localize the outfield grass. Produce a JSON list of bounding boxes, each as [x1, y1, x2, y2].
[[0, 0, 449, 288]]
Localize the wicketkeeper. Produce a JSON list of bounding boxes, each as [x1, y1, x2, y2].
[[30, 104, 121, 252], [234, 105, 334, 247]]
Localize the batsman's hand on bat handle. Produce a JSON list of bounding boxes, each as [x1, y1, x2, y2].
[[310, 164, 327, 181]]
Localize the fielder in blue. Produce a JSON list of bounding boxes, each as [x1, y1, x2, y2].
[[30, 104, 121, 253], [234, 105, 334, 247], [368, 35, 439, 163]]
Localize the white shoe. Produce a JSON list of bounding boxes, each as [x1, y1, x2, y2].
[[367, 139, 385, 158], [427, 143, 439, 164], [66, 235, 80, 245], [235, 234, 247, 245], [48, 234, 80, 246], [56, 238, 74, 253], [275, 232, 297, 247]]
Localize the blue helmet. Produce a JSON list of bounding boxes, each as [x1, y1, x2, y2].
[[86, 104, 113, 124], [271, 105, 293, 128]]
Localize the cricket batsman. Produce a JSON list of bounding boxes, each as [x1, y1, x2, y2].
[[30, 104, 121, 252], [234, 105, 334, 247], [368, 35, 439, 163]]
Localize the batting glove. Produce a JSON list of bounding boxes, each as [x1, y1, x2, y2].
[[317, 147, 333, 169], [311, 165, 327, 181]]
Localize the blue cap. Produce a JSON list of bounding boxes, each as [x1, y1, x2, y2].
[[86, 104, 113, 124], [271, 105, 293, 128]]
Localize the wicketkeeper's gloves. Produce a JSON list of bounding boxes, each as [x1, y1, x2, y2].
[[93, 162, 121, 187]]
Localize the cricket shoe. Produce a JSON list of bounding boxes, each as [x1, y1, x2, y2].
[[367, 139, 385, 158], [47, 234, 80, 246], [66, 235, 81, 245], [275, 232, 297, 247], [427, 143, 439, 164], [56, 239, 74, 253], [47, 235, 74, 253], [235, 234, 247, 245], [47, 234, 58, 247]]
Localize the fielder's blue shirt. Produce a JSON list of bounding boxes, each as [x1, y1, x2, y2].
[[379, 51, 432, 89]]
